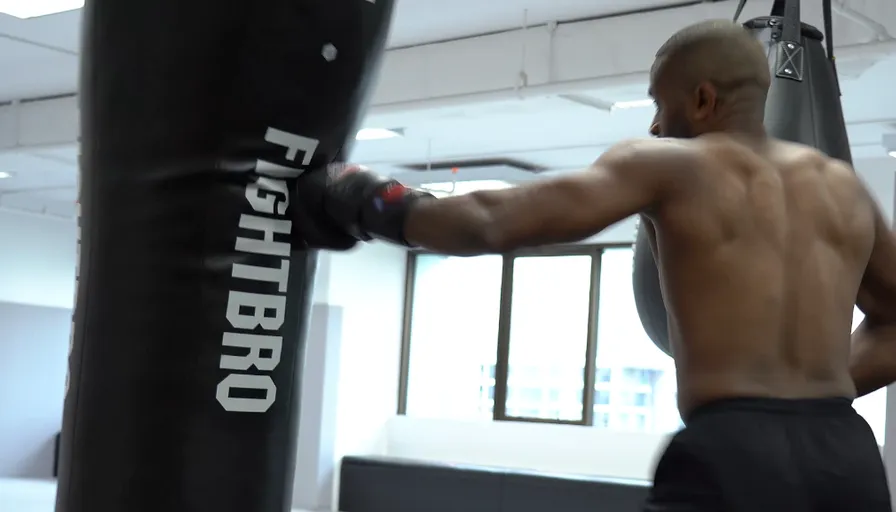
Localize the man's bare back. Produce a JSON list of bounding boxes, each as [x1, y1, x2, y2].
[[642, 135, 873, 417]]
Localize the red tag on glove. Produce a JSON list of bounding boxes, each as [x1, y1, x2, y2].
[[379, 182, 410, 203]]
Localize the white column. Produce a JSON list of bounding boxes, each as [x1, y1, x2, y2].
[[884, 387, 896, 502], [292, 303, 345, 511]]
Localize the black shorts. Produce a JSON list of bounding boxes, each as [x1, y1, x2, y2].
[[643, 397, 891, 512]]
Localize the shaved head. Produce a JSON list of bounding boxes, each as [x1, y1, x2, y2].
[[649, 19, 771, 138]]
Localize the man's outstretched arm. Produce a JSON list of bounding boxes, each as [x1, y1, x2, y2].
[[852, 198, 896, 396], [403, 140, 682, 254], [315, 138, 697, 256]]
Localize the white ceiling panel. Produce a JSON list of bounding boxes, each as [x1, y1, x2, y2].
[[0, 10, 80, 100], [0, 193, 76, 217], [0, 150, 76, 214], [29, 145, 78, 165], [0, 11, 81, 52], [0, 52, 78, 101], [0, 0, 894, 216], [0, 0, 693, 100], [0, 152, 76, 188], [388, 0, 693, 47]]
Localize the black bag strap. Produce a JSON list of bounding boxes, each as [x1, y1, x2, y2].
[[823, 0, 841, 94], [736, 1, 839, 93], [732, 0, 748, 22], [770, 0, 801, 43]]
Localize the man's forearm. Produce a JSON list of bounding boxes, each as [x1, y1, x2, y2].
[[403, 193, 500, 256], [316, 163, 503, 254], [850, 319, 896, 397]]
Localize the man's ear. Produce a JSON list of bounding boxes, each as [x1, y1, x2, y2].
[[691, 82, 718, 121]]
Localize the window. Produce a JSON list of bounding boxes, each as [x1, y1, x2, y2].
[[399, 246, 885, 442], [504, 255, 594, 421], [511, 388, 543, 402], [404, 255, 503, 420], [594, 248, 681, 433], [852, 307, 887, 446], [623, 368, 656, 387], [623, 391, 650, 407]]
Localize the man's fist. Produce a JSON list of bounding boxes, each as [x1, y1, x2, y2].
[[299, 163, 434, 246], [289, 170, 358, 251]]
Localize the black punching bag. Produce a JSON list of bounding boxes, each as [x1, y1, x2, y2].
[[57, 1, 394, 511], [632, 1, 851, 356], [632, 217, 669, 355], [745, 13, 852, 162]]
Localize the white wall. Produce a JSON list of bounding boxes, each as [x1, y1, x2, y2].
[[0, 210, 76, 308], [325, 243, 407, 460], [387, 416, 666, 480], [0, 210, 76, 480], [381, 156, 896, 483], [0, 204, 411, 506], [859, 157, 896, 213], [299, 243, 408, 507], [0, 301, 71, 478]]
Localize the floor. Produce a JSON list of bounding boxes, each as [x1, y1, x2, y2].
[[0, 478, 316, 512]]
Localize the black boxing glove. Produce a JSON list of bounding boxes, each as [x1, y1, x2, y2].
[[288, 175, 359, 252], [319, 163, 435, 246], [290, 203, 359, 251]]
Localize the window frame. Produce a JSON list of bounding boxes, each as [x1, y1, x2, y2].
[[396, 242, 632, 427]]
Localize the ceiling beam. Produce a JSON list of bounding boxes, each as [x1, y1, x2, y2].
[[1, 0, 894, 153]]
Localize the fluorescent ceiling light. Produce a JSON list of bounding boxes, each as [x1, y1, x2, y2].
[[0, 171, 13, 179], [420, 179, 513, 198], [889, 151, 896, 159], [355, 128, 402, 141], [0, 0, 84, 18], [611, 99, 654, 110]]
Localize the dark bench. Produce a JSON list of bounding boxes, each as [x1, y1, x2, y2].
[[339, 455, 649, 512]]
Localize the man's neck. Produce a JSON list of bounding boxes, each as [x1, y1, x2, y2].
[[714, 118, 767, 144], [718, 108, 767, 137], [698, 124, 769, 151]]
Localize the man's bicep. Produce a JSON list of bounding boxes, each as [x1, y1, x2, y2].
[[481, 163, 660, 250], [591, 139, 696, 211], [480, 139, 693, 250], [503, 169, 648, 246], [550, 151, 678, 237], [857, 200, 896, 324]]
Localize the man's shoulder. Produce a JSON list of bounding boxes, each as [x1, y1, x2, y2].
[[761, 140, 864, 194], [605, 136, 704, 156], [600, 137, 709, 173], [697, 135, 847, 168]]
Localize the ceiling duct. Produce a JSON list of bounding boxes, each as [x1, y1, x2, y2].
[[393, 158, 548, 188], [399, 157, 547, 173]]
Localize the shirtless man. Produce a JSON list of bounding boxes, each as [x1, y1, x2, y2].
[[308, 19, 896, 510]]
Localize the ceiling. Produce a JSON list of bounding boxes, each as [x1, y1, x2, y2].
[[388, 0, 694, 48], [0, 0, 895, 218]]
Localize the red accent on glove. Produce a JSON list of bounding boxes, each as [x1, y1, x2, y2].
[[379, 182, 410, 202]]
